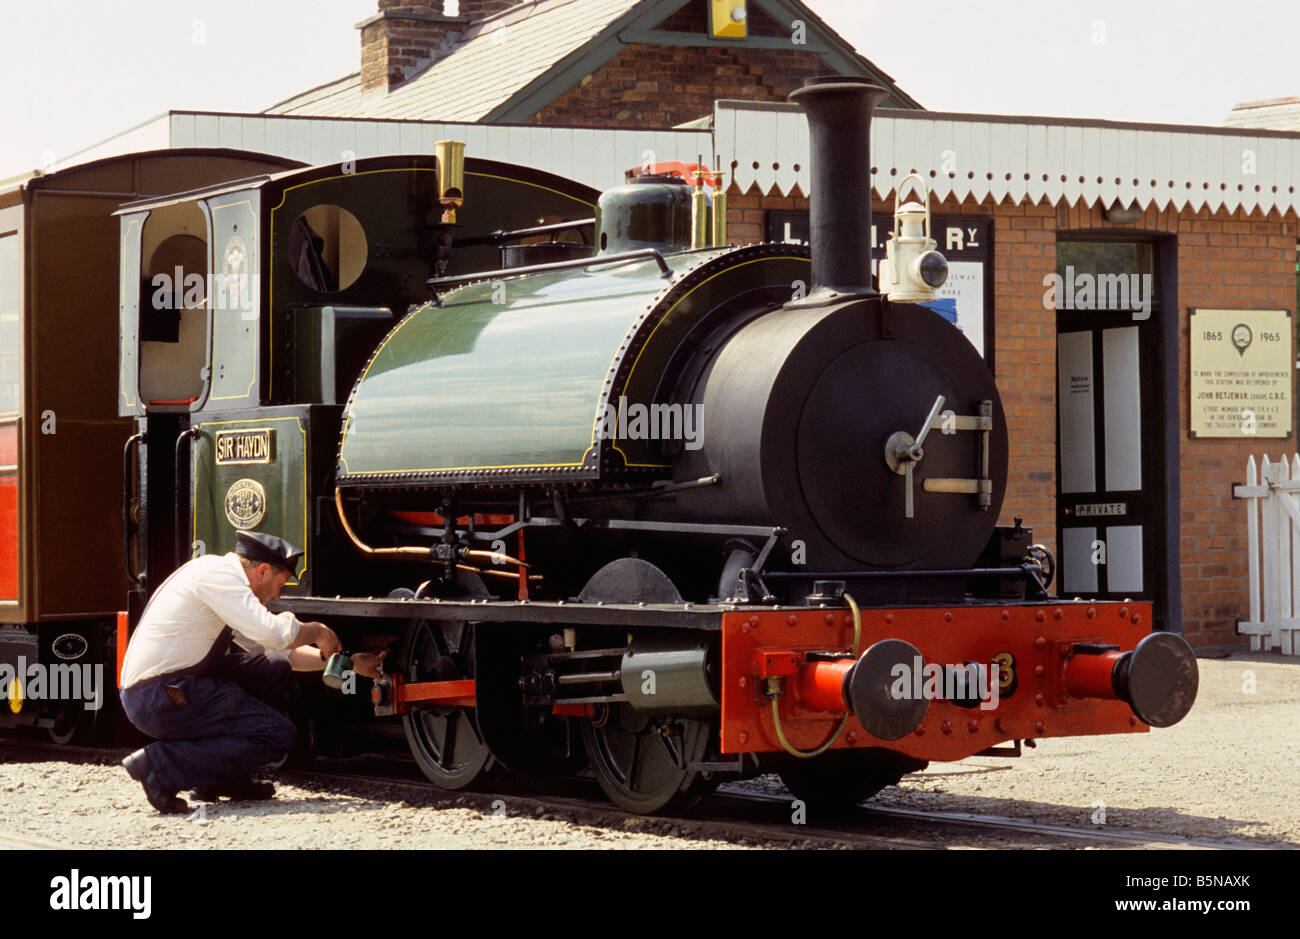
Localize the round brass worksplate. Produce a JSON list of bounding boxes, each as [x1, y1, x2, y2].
[[224, 478, 267, 530]]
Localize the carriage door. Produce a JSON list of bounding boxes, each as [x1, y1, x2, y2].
[[1055, 240, 1166, 614]]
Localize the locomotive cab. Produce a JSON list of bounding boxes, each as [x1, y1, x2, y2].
[[116, 154, 602, 598]]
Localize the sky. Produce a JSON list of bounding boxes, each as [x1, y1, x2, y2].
[[1, 0, 1297, 180]]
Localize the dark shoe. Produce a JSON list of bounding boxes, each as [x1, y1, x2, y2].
[[191, 778, 276, 802], [122, 748, 190, 815]]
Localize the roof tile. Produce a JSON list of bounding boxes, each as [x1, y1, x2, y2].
[[266, 0, 640, 121]]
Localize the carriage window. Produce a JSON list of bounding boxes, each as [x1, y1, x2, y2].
[[0, 233, 19, 414], [291, 205, 367, 292]]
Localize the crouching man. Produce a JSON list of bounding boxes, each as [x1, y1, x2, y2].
[[118, 531, 381, 814]]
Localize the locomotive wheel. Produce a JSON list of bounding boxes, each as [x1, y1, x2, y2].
[[402, 620, 497, 790], [581, 706, 717, 815], [773, 749, 927, 816], [46, 702, 85, 745], [576, 557, 720, 814], [46, 696, 99, 745]]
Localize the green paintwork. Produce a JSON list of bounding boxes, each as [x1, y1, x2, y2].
[[117, 212, 147, 416], [595, 179, 693, 254], [207, 189, 262, 408], [336, 244, 815, 484], [339, 249, 728, 480], [191, 408, 311, 585], [285, 306, 394, 406], [115, 156, 598, 418]]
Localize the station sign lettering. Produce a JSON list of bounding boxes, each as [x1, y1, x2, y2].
[[766, 211, 994, 359]]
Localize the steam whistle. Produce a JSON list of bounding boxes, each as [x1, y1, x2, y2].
[[436, 139, 466, 224], [710, 165, 727, 247], [691, 156, 709, 250], [428, 139, 466, 281], [879, 173, 948, 301]]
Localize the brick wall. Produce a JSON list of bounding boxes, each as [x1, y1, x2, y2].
[[725, 185, 1299, 649], [360, 2, 459, 93], [530, 44, 828, 127], [1168, 207, 1296, 650]]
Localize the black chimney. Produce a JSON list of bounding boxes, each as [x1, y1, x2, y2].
[[788, 76, 888, 296]]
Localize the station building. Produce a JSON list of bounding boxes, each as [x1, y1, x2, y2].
[[31, 0, 1300, 652]]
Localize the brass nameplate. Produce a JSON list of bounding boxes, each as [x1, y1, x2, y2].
[[215, 429, 274, 465]]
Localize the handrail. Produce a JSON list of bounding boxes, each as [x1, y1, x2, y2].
[[123, 431, 146, 588], [452, 217, 595, 248], [426, 247, 673, 298], [174, 427, 201, 568]]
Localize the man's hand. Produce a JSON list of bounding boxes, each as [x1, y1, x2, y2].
[[313, 623, 342, 657], [295, 621, 342, 657], [351, 649, 389, 680]]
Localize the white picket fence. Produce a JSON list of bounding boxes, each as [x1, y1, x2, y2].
[[1233, 453, 1300, 654]]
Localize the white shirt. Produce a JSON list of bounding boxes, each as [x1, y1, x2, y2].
[[120, 553, 302, 688]]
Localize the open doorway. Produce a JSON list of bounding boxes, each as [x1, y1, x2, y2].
[[139, 202, 209, 408], [1054, 237, 1174, 628]]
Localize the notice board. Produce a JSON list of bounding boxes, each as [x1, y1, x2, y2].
[[1189, 308, 1292, 437]]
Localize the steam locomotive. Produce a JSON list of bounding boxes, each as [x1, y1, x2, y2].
[[0, 77, 1198, 814]]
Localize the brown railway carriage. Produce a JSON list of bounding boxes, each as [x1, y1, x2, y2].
[[0, 150, 303, 739]]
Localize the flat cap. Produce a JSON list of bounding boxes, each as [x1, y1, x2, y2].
[[234, 530, 303, 576]]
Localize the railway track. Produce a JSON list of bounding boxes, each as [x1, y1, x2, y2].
[[0, 738, 1281, 850]]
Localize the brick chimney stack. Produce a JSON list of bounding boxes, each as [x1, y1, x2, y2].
[[455, 1, 517, 17], [357, 1, 466, 94]]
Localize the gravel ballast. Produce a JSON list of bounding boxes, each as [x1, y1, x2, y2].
[[0, 652, 1295, 849]]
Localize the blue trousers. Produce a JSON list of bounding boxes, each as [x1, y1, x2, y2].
[[120, 652, 296, 792]]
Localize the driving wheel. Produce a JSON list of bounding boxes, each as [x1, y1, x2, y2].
[[401, 619, 497, 789]]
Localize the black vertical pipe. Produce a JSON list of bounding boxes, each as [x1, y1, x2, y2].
[[788, 76, 888, 296]]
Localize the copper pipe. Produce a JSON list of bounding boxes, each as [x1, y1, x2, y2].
[[462, 548, 531, 569], [335, 488, 537, 569], [334, 488, 432, 560], [458, 563, 542, 582]]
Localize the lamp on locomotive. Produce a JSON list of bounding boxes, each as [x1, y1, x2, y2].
[[878, 173, 949, 302]]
